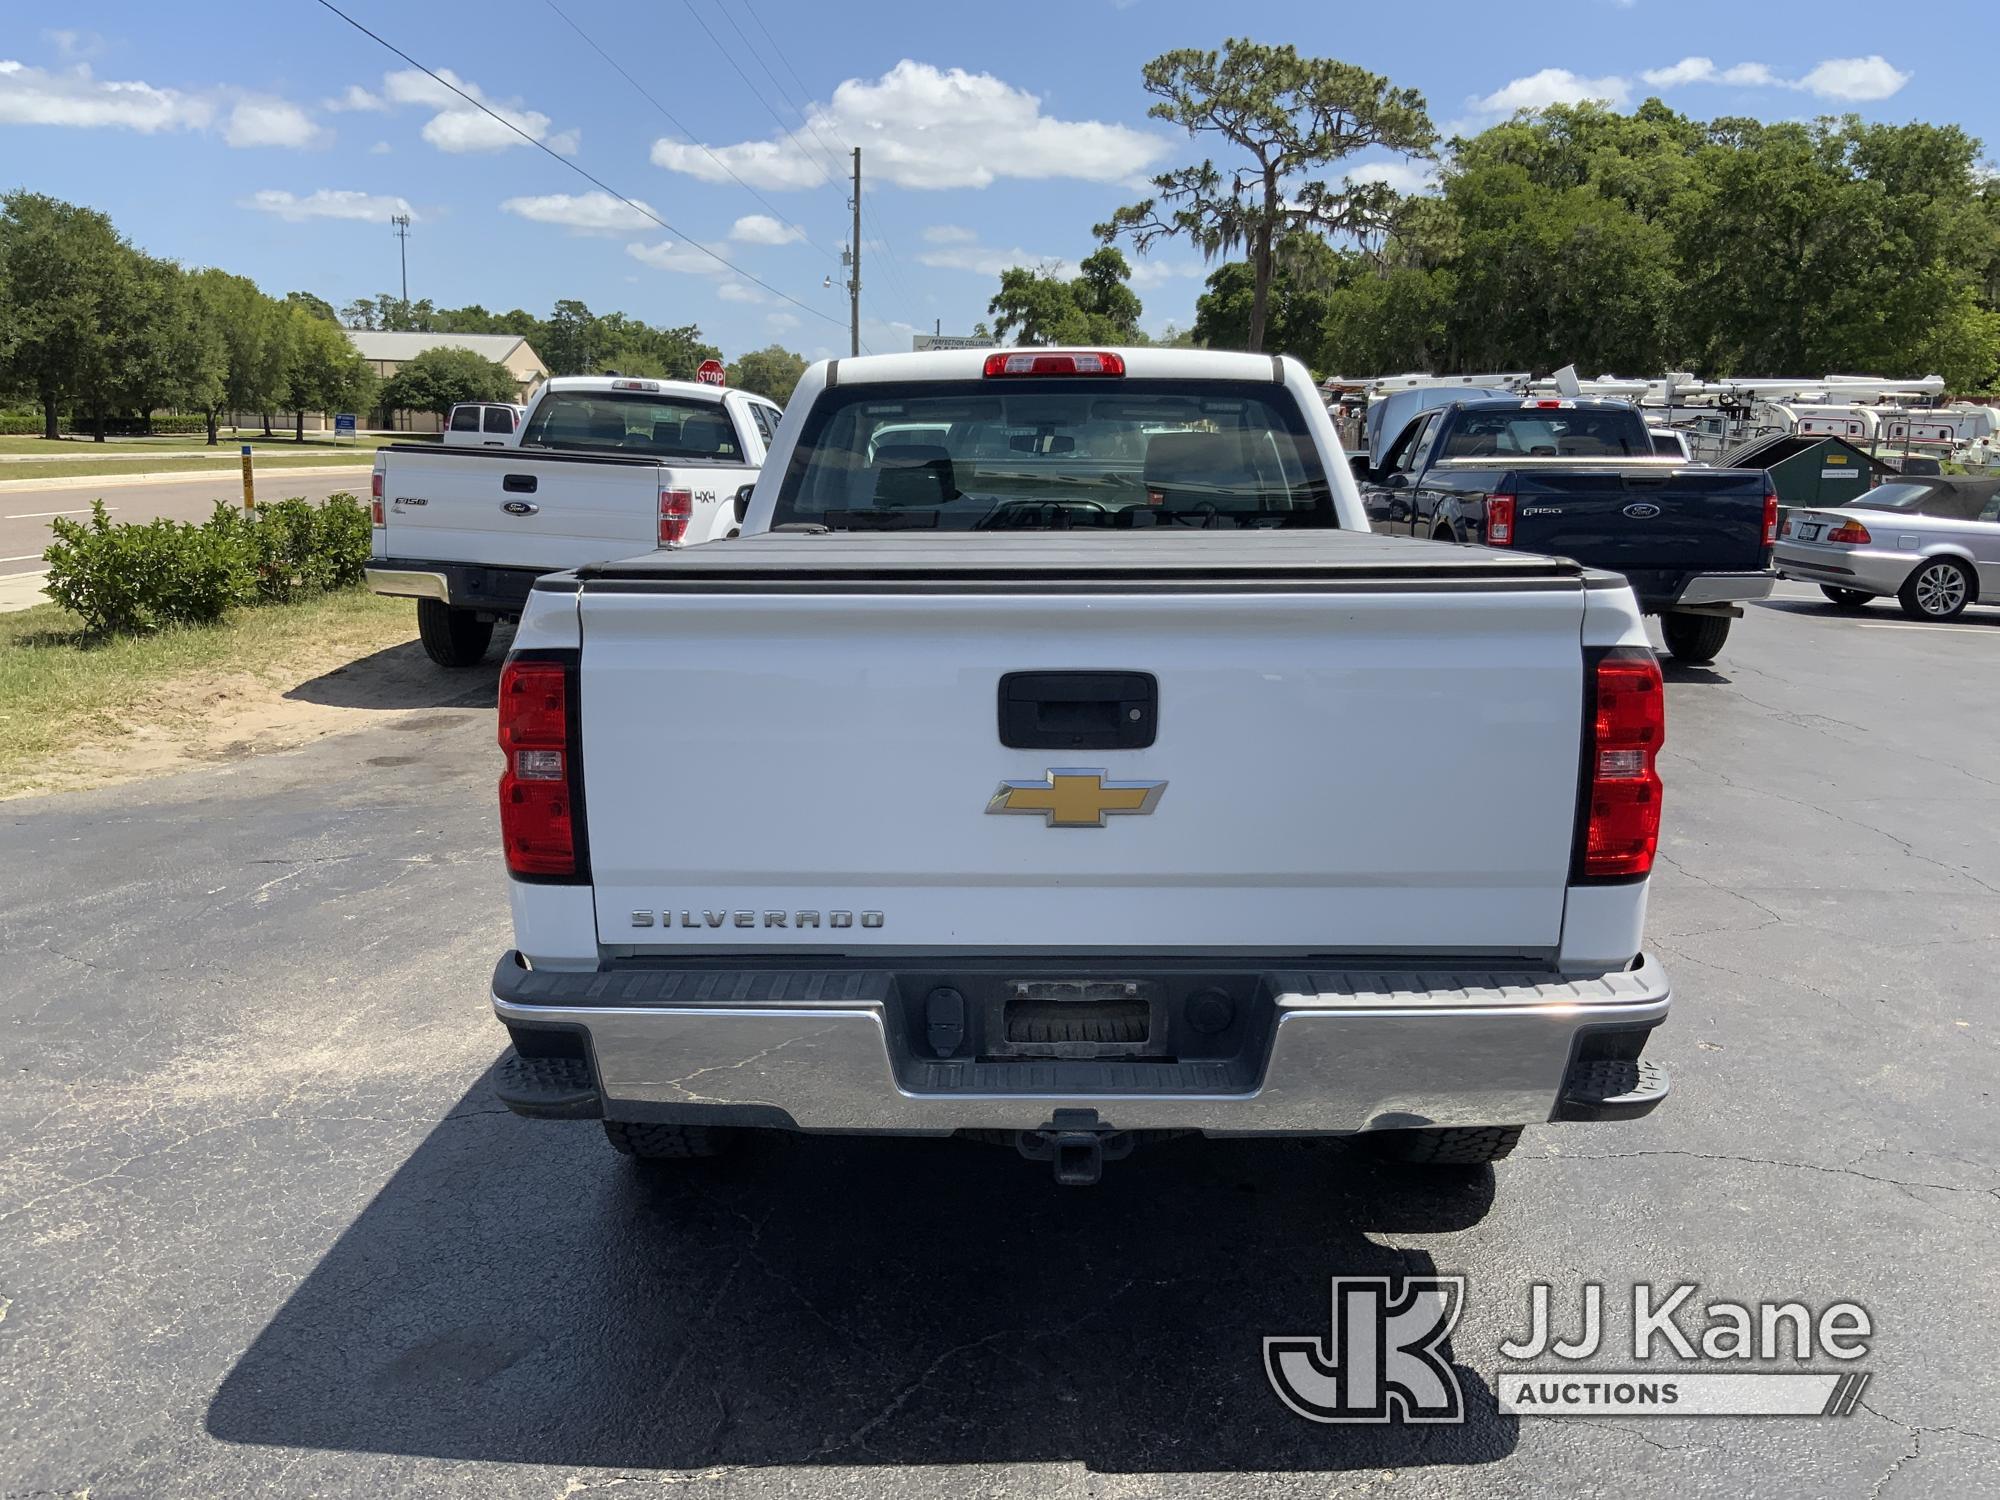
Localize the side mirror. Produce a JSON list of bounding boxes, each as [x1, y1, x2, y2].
[[733, 484, 755, 524], [1347, 453, 1373, 484], [1382, 470, 1408, 490]]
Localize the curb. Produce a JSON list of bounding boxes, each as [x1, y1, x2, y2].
[[0, 464, 372, 494], [0, 570, 50, 615]]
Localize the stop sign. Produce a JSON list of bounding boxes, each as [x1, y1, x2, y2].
[[695, 359, 726, 386]]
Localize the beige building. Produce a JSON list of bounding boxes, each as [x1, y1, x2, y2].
[[349, 331, 549, 433]]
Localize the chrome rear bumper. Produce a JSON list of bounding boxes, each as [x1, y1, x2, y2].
[[1674, 570, 1775, 607], [364, 566, 450, 602], [491, 953, 1671, 1135]]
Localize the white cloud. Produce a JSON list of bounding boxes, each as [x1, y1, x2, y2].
[[326, 83, 386, 112], [1474, 68, 1631, 114], [922, 224, 977, 245], [224, 97, 324, 149], [1125, 258, 1206, 289], [730, 213, 803, 245], [716, 281, 765, 303], [651, 59, 1169, 191], [1344, 158, 1439, 195], [1719, 63, 1780, 86], [626, 239, 730, 276], [1636, 54, 1902, 99], [651, 136, 827, 190], [1640, 57, 1718, 88], [0, 60, 214, 133], [368, 140, 392, 155], [501, 191, 657, 234], [916, 239, 1075, 279], [0, 59, 339, 148], [766, 311, 802, 332], [368, 67, 576, 154], [42, 29, 104, 61], [1797, 55, 1911, 101], [246, 189, 415, 223]]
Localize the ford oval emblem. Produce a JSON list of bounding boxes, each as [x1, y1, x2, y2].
[[1623, 501, 1662, 520]]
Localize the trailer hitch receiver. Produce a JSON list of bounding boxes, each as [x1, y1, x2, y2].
[[1016, 1109, 1134, 1185]]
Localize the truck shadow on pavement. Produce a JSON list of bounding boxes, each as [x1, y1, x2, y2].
[[208, 1066, 1518, 1478], [283, 634, 512, 712]]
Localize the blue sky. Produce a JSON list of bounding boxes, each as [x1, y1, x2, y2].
[[1, 1, 1988, 361]]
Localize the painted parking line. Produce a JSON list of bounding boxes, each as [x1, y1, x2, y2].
[[1855, 623, 1995, 634], [4, 507, 117, 520], [0, 553, 48, 563]]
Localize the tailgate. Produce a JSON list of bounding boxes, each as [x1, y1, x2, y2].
[[1506, 466, 1769, 574], [575, 567, 1588, 954], [379, 449, 661, 570]]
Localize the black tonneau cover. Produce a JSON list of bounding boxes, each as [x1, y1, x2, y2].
[[558, 530, 1587, 594]]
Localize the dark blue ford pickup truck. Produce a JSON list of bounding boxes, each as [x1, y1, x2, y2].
[[1358, 397, 1777, 663]]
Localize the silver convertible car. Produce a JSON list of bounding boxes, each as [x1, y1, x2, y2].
[[1776, 479, 2000, 621]]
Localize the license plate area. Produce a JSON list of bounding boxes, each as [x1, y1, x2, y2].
[[998, 980, 1164, 1060], [883, 965, 1276, 1089]]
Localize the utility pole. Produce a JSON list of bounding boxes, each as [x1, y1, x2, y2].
[[390, 213, 412, 308], [848, 148, 861, 357]]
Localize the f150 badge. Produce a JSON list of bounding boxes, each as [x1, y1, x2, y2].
[[987, 769, 1166, 828]]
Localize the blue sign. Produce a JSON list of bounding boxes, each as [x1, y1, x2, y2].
[[334, 413, 357, 439]]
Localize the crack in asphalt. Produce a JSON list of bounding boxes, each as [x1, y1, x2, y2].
[[1520, 1149, 2000, 1202]]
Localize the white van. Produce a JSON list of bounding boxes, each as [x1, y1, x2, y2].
[[442, 402, 526, 447]]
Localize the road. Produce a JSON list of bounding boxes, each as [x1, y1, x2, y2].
[[1, 469, 369, 578], [0, 594, 1995, 1497]]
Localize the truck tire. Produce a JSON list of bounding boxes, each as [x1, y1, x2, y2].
[[602, 1119, 731, 1159], [1365, 1125, 1522, 1165], [1897, 557, 1973, 621], [416, 598, 495, 668], [1660, 612, 1730, 664], [1820, 586, 1872, 611]]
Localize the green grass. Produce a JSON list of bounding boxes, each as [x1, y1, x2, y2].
[[0, 590, 415, 794], [0, 452, 376, 482]]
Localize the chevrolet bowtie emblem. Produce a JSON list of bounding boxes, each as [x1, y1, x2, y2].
[[986, 768, 1167, 828]]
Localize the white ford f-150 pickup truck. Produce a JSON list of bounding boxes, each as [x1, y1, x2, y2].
[[366, 374, 784, 667], [487, 348, 1671, 1183]]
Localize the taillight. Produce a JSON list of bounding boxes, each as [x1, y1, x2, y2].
[[658, 488, 693, 546], [1579, 648, 1664, 880], [498, 656, 583, 879], [1828, 520, 1873, 544], [1761, 476, 1779, 547], [982, 351, 1126, 377], [1485, 492, 1515, 546], [370, 467, 384, 526]]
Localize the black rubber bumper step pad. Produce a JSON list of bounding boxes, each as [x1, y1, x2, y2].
[[1559, 1058, 1670, 1121], [493, 1051, 602, 1120]]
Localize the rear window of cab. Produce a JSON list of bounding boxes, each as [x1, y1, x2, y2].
[[770, 378, 1336, 532]]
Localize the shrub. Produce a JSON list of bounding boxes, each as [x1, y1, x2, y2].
[[44, 501, 250, 634], [43, 493, 373, 635]]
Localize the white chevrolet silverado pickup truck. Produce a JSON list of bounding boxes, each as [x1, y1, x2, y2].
[[487, 348, 1672, 1184], [367, 374, 784, 666]]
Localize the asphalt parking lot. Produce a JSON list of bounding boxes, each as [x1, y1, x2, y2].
[[1, 583, 1995, 1498]]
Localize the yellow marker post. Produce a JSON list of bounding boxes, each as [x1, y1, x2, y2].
[[240, 444, 255, 511]]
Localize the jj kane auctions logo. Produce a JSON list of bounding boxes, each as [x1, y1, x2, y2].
[[1267, 1277, 1876, 1423]]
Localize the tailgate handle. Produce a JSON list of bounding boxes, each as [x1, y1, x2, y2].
[[1624, 473, 1668, 489], [503, 474, 538, 494], [999, 672, 1156, 750]]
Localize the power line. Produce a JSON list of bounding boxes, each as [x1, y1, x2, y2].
[[728, 0, 924, 328], [677, 0, 844, 184], [719, 1, 850, 182], [310, 0, 847, 331], [538, 0, 841, 267]]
